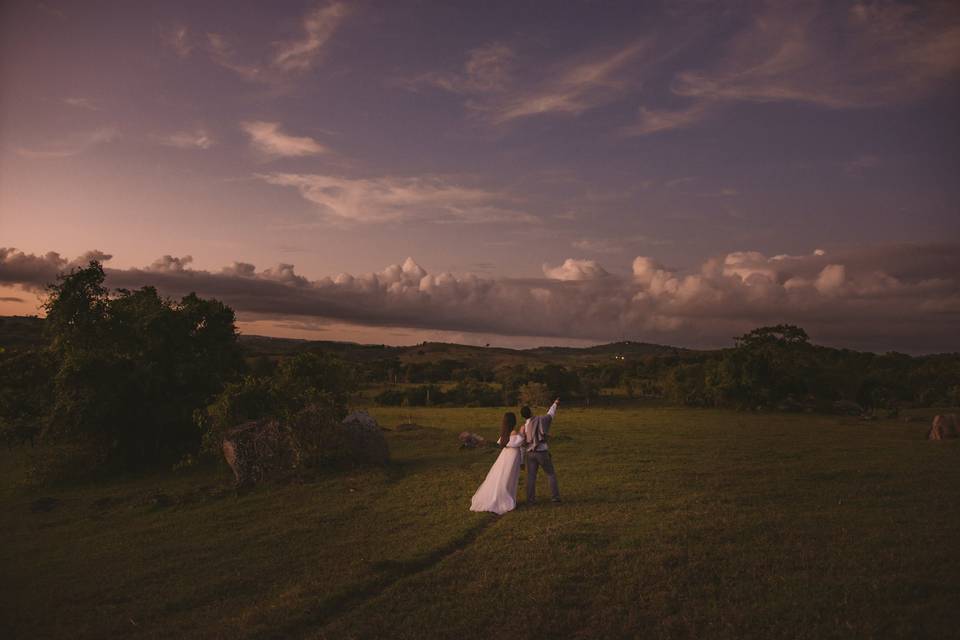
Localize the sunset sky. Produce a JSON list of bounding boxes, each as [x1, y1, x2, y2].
[[1, 0, 958, 353]]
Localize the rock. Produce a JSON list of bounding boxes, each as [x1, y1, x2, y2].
[[340, 411, 390, 465], [928, 414, 959, 440], [221, 418, 300, 491], [30, 497, 60, 513], [288, 407, 390, 467], [458, 431, 490, 448]]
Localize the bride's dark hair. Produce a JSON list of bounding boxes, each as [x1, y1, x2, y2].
[[499, 412, 517, 445]]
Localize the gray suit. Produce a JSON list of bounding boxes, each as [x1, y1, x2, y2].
[[524, 404, 560, 502]]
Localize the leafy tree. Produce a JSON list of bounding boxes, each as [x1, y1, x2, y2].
[[41, 261, 244, 470], [518, 381, 550, 408], [579, 372, 604, 405]]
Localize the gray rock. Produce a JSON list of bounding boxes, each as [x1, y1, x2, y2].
[[340, 411, 390, 465], [221, 418, 300, 491], [458, 431, 490, 448]]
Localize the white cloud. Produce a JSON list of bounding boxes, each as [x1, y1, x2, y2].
[[207, 2, 349, 82], [63, 97, 99, 111], [410, 40, 647, 124], [3, 243, 958, 352], [240, 121, 328, 157], [15, 127, 119, 159], [543, 258, 610, 281], [148, 255, 193, 272], [405, 42, 515, 94], [165, 25, 192, 59], [272, 2, 350, 72], [257, 172, 538, 225], [207, 33, 268, 82], [623, 103, 713, 136], [628, 1, 960, 135], [154, 128, 214, 149]]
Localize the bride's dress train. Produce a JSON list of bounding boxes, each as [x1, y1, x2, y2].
[[470, 433, 524, 515]]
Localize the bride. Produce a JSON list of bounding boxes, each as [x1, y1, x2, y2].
[[470, 412, 525, 515]]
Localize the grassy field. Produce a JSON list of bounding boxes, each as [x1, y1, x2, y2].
[[2, 406, 959, 639]]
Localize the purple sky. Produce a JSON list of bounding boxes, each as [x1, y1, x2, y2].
[[1, 0, 959, 353]]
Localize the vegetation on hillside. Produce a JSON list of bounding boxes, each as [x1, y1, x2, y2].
[[1, 263, 958, 485]]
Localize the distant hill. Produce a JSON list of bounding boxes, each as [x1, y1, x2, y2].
[[238, 334, 688, 368], [0, 314, 689, 366]]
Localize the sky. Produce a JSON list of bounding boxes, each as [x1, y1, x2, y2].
[[1, 0, 958, 353]]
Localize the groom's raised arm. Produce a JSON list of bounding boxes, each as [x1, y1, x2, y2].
[[547, 398, 559, 418]]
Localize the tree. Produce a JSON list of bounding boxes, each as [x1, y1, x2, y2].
[[711, 325, 814, 409], [579, 372, 603, 405], [41, 261, 244, 470], [518, 382, 550, 407]]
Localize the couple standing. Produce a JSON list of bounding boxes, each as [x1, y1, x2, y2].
[[470, 399, 561, 515]]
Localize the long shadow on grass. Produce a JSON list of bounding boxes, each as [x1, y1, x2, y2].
[[257, 515, 500, 638]]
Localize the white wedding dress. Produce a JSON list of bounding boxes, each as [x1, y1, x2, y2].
[[470, 433, 524, 515]]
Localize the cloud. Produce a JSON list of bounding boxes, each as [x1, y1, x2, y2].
[[490, 42, 647, 124], [628, 0, 960, 135], [0, 296, 26, 303], [623, 103, 713, 136], [572, 235, 673, 255], [63, 97, 99, 111], [241, 121, 329, 158], [257, 172, 538, 225], [272, 1, 350, 72], [147, 255, 193, 272], [571, 239, 625, 254], [15, 127, 119, 159], [2, 243, 958, 353], [405, 42, 516, 94], [207, 33, 268, 82], [154, 128, 214, 150], [410, 40, 647, 124], [165, 25, 192, 59], [0, 248, 112, 291], [543, 259, 610, 281], [207, 2, 349, 82]]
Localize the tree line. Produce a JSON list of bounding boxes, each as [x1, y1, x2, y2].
[[1, 261, 957, 482]]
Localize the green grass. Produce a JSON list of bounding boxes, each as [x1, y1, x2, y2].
[[2, 407, 959, 639]]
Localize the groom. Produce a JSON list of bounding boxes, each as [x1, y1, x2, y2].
[[521, 398, 561, 504]]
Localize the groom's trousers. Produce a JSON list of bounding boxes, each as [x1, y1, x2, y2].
[[525, 450, 559, 502]]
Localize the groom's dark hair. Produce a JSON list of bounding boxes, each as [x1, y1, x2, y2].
[[520, 406, 532, 420]]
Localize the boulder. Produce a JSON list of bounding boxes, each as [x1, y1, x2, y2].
[[222, 418, 300, 491], [458, 431, 490, 448], [928, 414, 959, 440], [340, 411, 390, 464]]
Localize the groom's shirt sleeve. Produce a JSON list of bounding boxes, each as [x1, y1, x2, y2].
[[547, 401, 558, 418]]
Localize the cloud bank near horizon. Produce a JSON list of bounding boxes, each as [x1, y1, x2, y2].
[[2, 243, 957, 354]]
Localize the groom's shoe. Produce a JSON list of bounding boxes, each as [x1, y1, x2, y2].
[[551, 496, 562, 503]]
